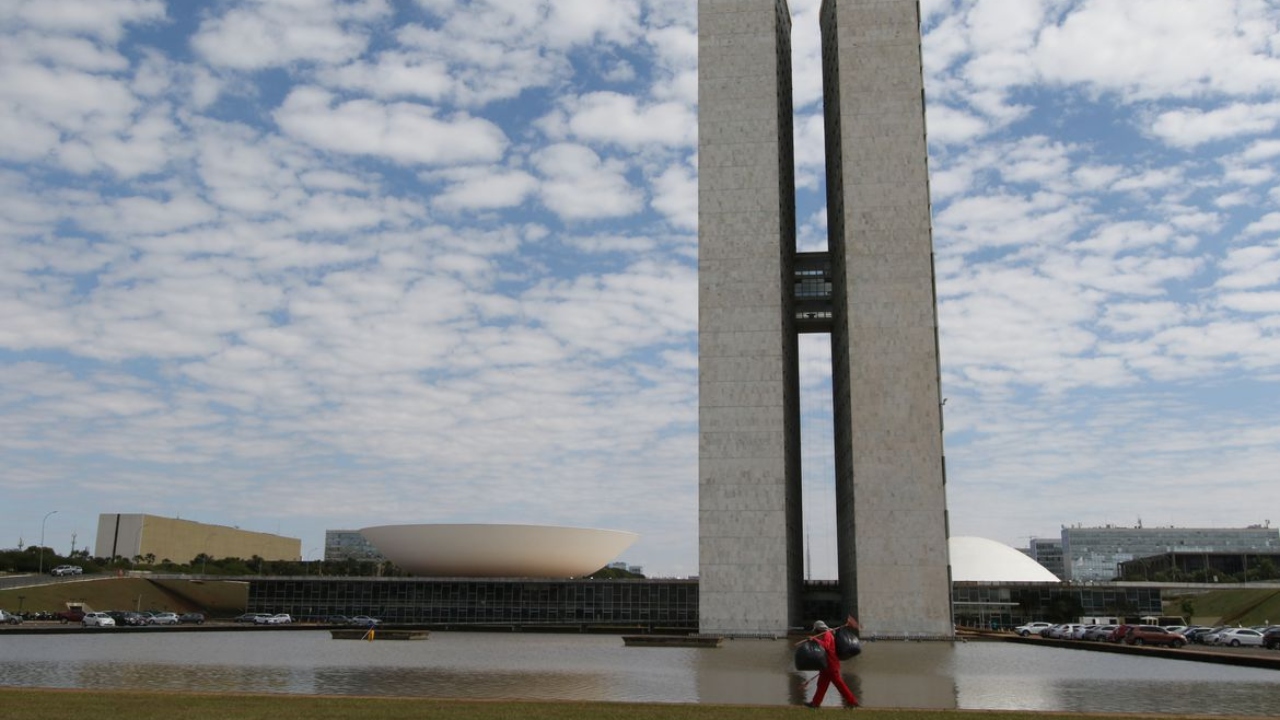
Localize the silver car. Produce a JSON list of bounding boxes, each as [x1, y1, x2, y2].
[[82, 612, 116, 628]]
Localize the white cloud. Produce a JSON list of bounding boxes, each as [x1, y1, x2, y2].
[[191, 0, 387, 70], [649, 160, 697, 231], [533, 143, 643, 221], [1242, 212, 1280, 237], [273, 87, 507, 165], [1148, 102, 1280, 148], [430, 166, 538, 212], [1032, 0, 1280, 100], [0, 0, 166, 43], [319, 53, 453, 100], [926, 104, 991, 145], [552, 91, 696, 149]]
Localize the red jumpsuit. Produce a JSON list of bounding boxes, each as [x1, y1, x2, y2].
[[809, 630, 859, 707]]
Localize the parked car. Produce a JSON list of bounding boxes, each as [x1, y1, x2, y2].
[[0, 609, 23, 625], [1124, 625, 1186, 648], [119, 612, 149, 626], [1069, 624, 1095, 640], [349, 615, 381, 627], [1014, 621, 1053, 637], [1262, 628, 1280, 650], [50, 565, 83, 576], [233, 613, 271, 623], [324, 615, 351, 625], [82, 611, 116, 628], [150, 612, 180, 625], [1183, 626, 1215, 643], [1082, 625, 1115, 641], [179, 612, 206, 624], [1201, 627, 1232, 645], [1213, 628, 1265, 647], [1048, 623, 1085, 639], [56, 608, 86, 623], [255, 613, 293, 625]]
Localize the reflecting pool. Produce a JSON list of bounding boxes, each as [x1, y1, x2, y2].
[[1, 631, 1277, 715]]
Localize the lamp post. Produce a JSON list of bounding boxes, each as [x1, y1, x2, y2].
[[38, 510, 58, 576]]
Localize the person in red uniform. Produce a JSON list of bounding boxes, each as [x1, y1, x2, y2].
[[802, 615, 860, 708]]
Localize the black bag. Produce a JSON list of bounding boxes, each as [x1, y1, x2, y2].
[[794, 639, 827, 671], [835, 627, 862, 660]]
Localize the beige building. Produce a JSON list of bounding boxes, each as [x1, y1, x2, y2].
[[94, 513, 301, 564]]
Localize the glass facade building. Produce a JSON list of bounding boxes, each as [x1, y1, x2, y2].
[[249, 577, 699, 630], [952, 583, 1163, 630], [1027, 538, 1064, 580], [324, 530, 385, 562], [1062, 526, 1280, 582]]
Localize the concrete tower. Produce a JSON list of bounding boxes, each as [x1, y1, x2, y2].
[[698, 0, 952, 637]]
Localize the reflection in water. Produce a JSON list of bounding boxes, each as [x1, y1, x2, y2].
[[1, 631, 1278, 715]]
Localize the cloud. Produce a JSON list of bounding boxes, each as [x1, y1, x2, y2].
[[0, 0, 166, 43], [318, 53, 453, 100], [533, 143, 644, 221], [1148, 102, 1280, 148], [649, 159, 697, 231], [430, 166, 539, 212], [273, 87, 508, 165], [191, 0, 386, 70], [550, 91, 696, 149]]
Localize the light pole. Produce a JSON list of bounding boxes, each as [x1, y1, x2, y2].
[[38, 510, 58, 575]]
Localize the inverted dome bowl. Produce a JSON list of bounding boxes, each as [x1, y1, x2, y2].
[[358, 523, 639, 578]]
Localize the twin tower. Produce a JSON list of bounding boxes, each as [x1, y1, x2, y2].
[[698, 0, 952, 636]]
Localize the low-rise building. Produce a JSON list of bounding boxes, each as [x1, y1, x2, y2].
[[95, 513, 300, 564]]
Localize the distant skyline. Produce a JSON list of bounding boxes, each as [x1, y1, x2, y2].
[[3, 1, 1280, 578]]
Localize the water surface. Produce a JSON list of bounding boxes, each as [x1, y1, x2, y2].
[[1, 631, 1277, 714]]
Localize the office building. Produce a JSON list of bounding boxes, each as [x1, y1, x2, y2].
[[324, 530, 385, 563], [698, 0, 950, 636], [1062, 525, 1280, 582], [1027, 538, 1065, 580]]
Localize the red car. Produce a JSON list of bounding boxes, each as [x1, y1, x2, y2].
[[1124, 625, 1186, 648]]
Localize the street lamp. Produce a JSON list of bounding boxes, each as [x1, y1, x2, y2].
[[38, 510, 58, 575]]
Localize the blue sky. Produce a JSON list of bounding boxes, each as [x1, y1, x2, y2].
[[2, 0, 1279, 579]]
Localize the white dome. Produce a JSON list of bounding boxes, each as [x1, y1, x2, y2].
[[949, 536, 1059, 583], [359, 523, 639, 578]]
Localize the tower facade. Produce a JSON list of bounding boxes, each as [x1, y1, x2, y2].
[[698, 0, 952, 637]]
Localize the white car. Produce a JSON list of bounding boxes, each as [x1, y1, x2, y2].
[[1083, 625, 1116, 641], [1049, 623, 1085, 639], [1214, 628, 1265, 647], [255, 613, 293, 625], [1014, 621, 1053, 637], [50, 565, 83, 577], [1070, 624, 1096, 640], [82, 612, 116, 628], [149, 612, 180, 625]]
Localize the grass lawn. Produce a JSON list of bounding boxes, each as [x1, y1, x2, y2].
[[0, 577, 247, 617], [0, 688, 1207, 720]]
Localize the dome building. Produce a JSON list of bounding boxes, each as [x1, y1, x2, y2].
[[948, 536, 1059, 583]]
